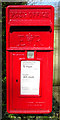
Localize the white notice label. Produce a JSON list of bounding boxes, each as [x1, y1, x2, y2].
[[21, 61, 40, 95]]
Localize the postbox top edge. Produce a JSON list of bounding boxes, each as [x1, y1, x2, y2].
[[6, 5, 54, 9]]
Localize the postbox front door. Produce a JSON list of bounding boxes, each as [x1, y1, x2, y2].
[[6, 5, 54, 114]]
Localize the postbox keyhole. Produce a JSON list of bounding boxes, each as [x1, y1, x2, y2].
[[16, 80, 18, 82]]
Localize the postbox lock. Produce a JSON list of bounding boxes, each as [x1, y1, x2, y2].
[[16, 80, 18, 82]]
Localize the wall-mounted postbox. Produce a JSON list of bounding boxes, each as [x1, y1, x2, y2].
[[6, 5, 54, 114]]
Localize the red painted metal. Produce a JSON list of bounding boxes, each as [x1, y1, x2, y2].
[[6, 5, 54, 114]]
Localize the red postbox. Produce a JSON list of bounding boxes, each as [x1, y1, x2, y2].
[[6, 5, 54, 114]]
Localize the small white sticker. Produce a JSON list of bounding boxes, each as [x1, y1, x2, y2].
[[21, 61, 40, 95]]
